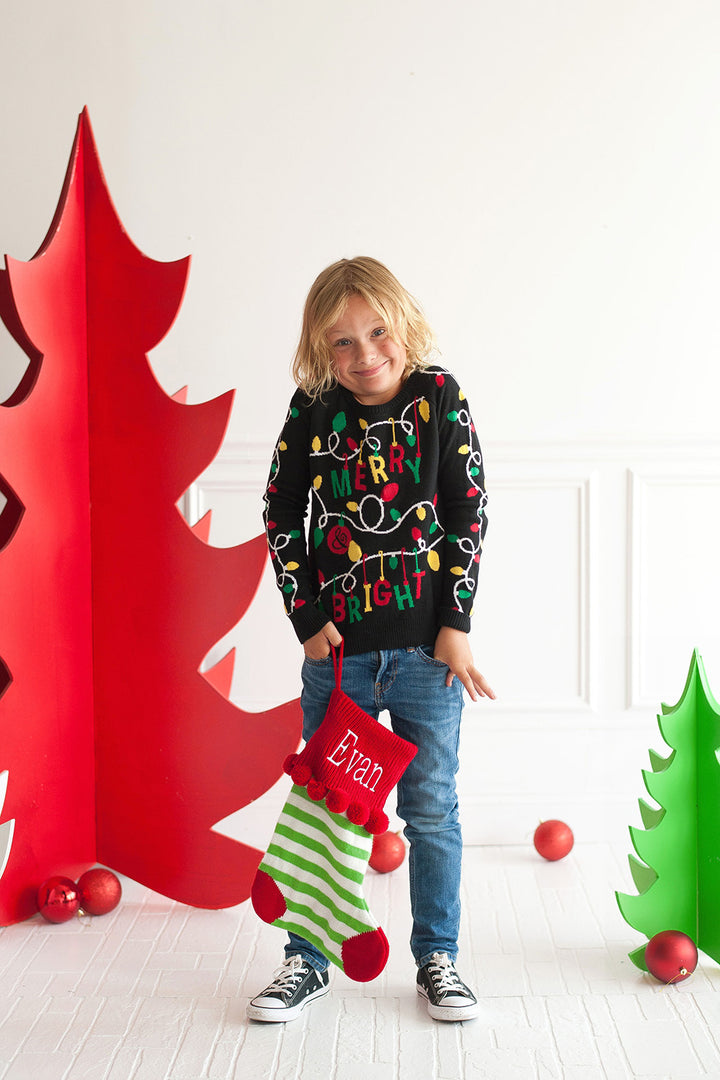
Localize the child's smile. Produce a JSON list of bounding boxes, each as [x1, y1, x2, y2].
[[327, 295, 407, 405]]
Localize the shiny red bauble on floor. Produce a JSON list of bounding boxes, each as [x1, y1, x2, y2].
[[37, 876, 82, 923], [533, 819, 574, 861], [645, 930, 698, 984], [369, 830, 406, 873]]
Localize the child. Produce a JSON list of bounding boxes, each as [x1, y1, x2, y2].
[[248, 256, 494, 1023]]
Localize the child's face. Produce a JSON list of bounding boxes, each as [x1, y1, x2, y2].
[[326, 294, 407, 406]]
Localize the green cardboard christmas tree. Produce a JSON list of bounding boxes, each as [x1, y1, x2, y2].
[[617, 649, 720, 969]]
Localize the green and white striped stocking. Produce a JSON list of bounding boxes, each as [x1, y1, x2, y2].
[[252, 784, 388, 982]]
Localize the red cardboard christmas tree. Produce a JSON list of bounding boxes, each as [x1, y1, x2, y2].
[[0, 109, 301, 924]]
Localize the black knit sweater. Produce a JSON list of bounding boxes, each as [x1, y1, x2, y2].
[[263, 366, 488, 656]]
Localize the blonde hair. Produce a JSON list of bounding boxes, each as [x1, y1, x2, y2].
[[292, 256, 437, 399]]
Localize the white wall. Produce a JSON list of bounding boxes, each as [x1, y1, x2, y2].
[[2, 1, 720, 849]]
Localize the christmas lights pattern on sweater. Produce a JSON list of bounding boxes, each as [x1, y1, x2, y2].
[[264, 367, 487, 654]]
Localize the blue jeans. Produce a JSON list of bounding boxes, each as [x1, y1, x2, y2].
[[284, 646, 465, 971]]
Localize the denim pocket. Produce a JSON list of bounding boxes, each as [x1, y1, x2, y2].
[[414, 644, 448, 669], [302, 653, 334, 667]]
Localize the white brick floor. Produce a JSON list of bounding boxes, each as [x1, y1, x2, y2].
[[0, 843, 717, 1079]]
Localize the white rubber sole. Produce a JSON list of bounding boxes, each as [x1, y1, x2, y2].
[[417, 985, 479, 1022], [246, 982, 330, 1023]]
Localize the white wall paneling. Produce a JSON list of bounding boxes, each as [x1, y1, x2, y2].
[[471, 461, 596, 714], [628, 455, 720, 712], [183, 442, 269, 547]]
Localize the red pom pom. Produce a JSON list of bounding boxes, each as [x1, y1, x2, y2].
[[307, 779, 327, 801], [283, 753, 299, 776], [291, 763, 312, 786], [325, 788, 350, 814], [366, 810, 389, 835], [347, 802, 369, 826]]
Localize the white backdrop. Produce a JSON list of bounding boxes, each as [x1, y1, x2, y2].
[[1, 0, 720, 850]]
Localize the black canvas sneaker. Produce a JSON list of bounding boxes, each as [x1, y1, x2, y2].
[[246, 955, 330, 1022], [416, 952, 479, 1021]]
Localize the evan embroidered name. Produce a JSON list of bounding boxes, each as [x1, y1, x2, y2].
[[326, 728, 383, 792]]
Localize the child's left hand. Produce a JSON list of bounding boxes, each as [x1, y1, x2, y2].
[[433, 626, 496, 703]]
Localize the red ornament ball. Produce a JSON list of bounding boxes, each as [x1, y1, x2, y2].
[[77, 867, 122, 916], [645, 930, 698, 984], [37, 876, 81, 923], [369, 830, 406, 873], [533, 819, 574, 861]]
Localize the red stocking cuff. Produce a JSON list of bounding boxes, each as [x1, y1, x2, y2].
[[287, 687, 416, 832]]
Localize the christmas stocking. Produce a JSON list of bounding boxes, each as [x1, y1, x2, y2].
[[251, 645, 417, 982]]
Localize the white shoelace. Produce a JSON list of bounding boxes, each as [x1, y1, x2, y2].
[[265, 955, 308, 998], [427, 952, 465, 993]]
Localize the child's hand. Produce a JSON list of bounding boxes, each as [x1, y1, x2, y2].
[[303, 622, 343, 660], [433, 626, 496, 703]]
